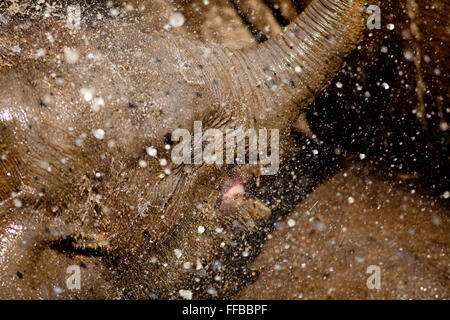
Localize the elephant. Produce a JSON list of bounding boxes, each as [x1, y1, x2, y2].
[[0, 0, 375, 299], [0, 0, 447, 299]]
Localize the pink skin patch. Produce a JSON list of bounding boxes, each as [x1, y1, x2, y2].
[[222, 181, 245, 200]]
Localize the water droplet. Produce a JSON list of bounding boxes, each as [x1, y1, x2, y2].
[[197, 226, 205, 234], [206, 288, 217, 296], [174, 249, 182, 259], [93, 129, 105, 140], [404, 50, 414, 61], [13, 198, 22, 208], [179, 289, 192, 300], [146, 147, 157, 157], [138, 160, 147, 168], [169, 12, 185, 28], [91, 97, 104, 112], [63, 47, 79, 64], [287, 218, 296, 227], [80, 88, 95, 102]]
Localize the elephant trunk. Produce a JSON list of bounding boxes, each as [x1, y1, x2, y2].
[[212, 0, 372, 127]]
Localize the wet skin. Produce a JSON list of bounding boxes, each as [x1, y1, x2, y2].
[[0, 0, 369, 298]]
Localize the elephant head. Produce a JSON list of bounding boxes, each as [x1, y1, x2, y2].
[[0, 0, 373, 299]]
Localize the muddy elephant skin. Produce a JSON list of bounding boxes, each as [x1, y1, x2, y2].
[[0, 0, 374, 299]]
